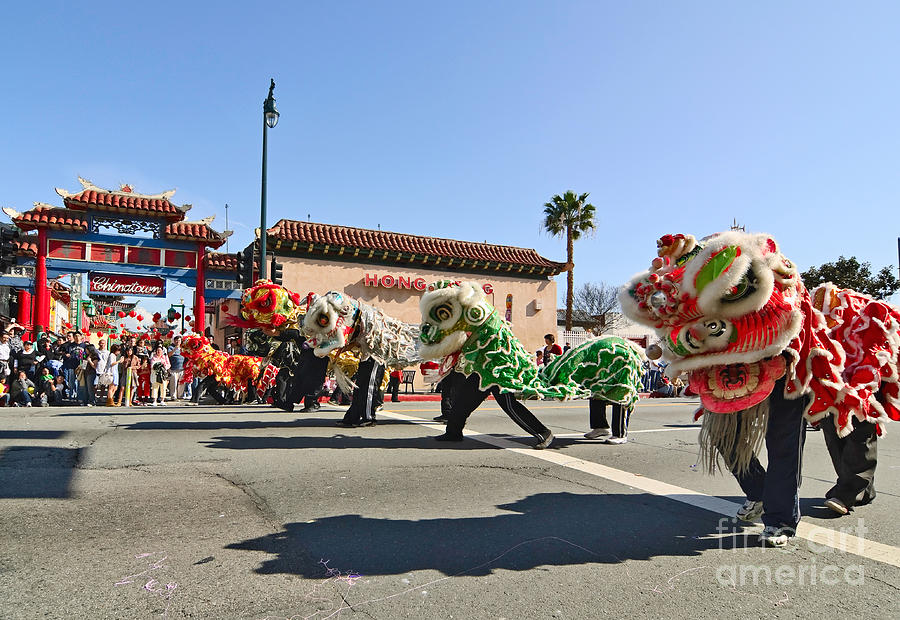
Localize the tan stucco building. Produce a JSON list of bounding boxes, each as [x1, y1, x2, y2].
[[265, 220, 566, 384]]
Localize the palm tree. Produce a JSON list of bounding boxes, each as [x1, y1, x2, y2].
[[542, 190, 597, 331]]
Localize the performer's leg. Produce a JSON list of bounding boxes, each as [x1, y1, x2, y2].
[[589, 399, 610, 430], [822, 417, 877, 508], [760, 389, 809, 532], [491, 389, 553, 448], [437, 373, 489, 441], [611, 404, 632, 438], [342, 359, 376, 425], [362, 363, 385, 423]]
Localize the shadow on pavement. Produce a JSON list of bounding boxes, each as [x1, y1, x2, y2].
[[200, 433, 501, 451], [0, 430, 68, 439], [226, 491, 758, 578], [121, 417, 358, 431], [0, 446, 82, 498]]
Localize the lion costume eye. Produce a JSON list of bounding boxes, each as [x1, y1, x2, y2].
[[430, 302, 455, 323], [465, 304, 487, 325], [721, 270, 758, 303]]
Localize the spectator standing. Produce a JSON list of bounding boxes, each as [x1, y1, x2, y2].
[[542, 334, 562, 366], [61, 332, 82, 399], [149, 344, 171, 405], [387, 368, 402, 402], [98, 343, 120, 406], [167, 336, 185, 400], [80, 341, 99, 406], [14, 340, 38, 381], [134, 352, 149, 405]]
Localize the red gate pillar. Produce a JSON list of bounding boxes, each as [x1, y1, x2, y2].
[[33, 228, 50, 338], [194, 245, 206, 335], [17, 289, 33, 340]]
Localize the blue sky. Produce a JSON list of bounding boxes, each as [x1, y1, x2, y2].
[[2, 1, 899, 309]]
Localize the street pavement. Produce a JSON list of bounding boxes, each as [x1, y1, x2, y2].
[[1, 397, 898, 619]]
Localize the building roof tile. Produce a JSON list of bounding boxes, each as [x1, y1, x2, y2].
[[56, 177, 188, 220], [8, 205, 89, 232], [164, 221, 228, 248], [203, 252, 238, 271], [267, 220, 567, 274]]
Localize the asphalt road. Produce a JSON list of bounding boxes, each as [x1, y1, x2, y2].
[[1, 397, 898, 619]]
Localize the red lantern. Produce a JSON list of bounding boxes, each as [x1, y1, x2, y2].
[[136, 314, 143, 322], [128, 310, 136, 318], [117, 311, 125, 318], [152, 312, 161, 322], [103, 307, 112, 315], [173, 312, 181, 320], [96, 332, 102, 337], [167, 331, 174, 338], [82, 328, 90, 335], [110, 333, 118, 339]]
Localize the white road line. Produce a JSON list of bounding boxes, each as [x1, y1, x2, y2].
[[553, 429, 699, 438], [381, 410, 900, 569]]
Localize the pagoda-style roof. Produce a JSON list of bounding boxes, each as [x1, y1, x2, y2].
[[204, 251, 238, 271], [56, 177, 189, 221], [14, 234, 38, 257], [3, 179, 232, 250], [267, 219, 568, 277], [6, 204, 88, 232], [164, 216, 231, 249]]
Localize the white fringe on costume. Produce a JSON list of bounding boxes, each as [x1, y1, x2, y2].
[[697, 402, 770, 475]]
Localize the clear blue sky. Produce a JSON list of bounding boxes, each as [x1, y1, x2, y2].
[[2, 1, 899, 308]]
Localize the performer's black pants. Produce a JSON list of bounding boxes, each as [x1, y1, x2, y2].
[[721, 379, 808, 530], [589, 399, 631, 438], [388, 375, 401, 402], [343, 359, 385, 424], [821, 416, 877, 508], [445, 372, 550, 439], [439, 372, 461, 418]]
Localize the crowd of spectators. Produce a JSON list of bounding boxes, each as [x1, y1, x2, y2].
[[0, 322, 192, 408]]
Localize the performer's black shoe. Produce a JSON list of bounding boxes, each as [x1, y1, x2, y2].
[[302, 402, 321, 413], [433, 415, 449, 423], [435, 432, 464, 442], [335, 420, 358, 428], [533, 431, 554, 450], [358, 420, 377, 427]]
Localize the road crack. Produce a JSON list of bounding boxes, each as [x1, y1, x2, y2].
[[200, 470, 281, 532]]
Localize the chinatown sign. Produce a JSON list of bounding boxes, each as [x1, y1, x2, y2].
[[364, 273, 493, 295], [89, 272, 166, 298]]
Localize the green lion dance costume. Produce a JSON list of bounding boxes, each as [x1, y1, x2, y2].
[[418, 280, 644, 448]]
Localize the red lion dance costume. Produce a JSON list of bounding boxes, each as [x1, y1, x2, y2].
[[181, 334, 277, 400], [621, 231, 899, 544]]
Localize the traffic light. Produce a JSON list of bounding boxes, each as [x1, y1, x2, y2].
[[270, 254, 283, 286], [167, 307, 177, 322], [235, 246, 254, 287], [0, 224, 20, 274]]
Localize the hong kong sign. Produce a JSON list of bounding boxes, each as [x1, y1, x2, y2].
[[364, 273, 493, 295], [89, 272, 166, 298]]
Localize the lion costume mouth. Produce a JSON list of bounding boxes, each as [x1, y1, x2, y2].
[[689, 356, 786, 413]]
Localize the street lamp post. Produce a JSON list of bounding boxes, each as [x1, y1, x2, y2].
[[259, 78, 280, 281]]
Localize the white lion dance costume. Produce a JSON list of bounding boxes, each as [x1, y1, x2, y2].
[[620, 232, 899, 544]]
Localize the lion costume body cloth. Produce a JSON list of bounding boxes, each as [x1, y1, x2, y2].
[[303, 291, 421, 392], [419, 281, 644, 404], [181, 334, 275, 395], [237, 281, 368, 395], [620, 231, 900, 472]]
